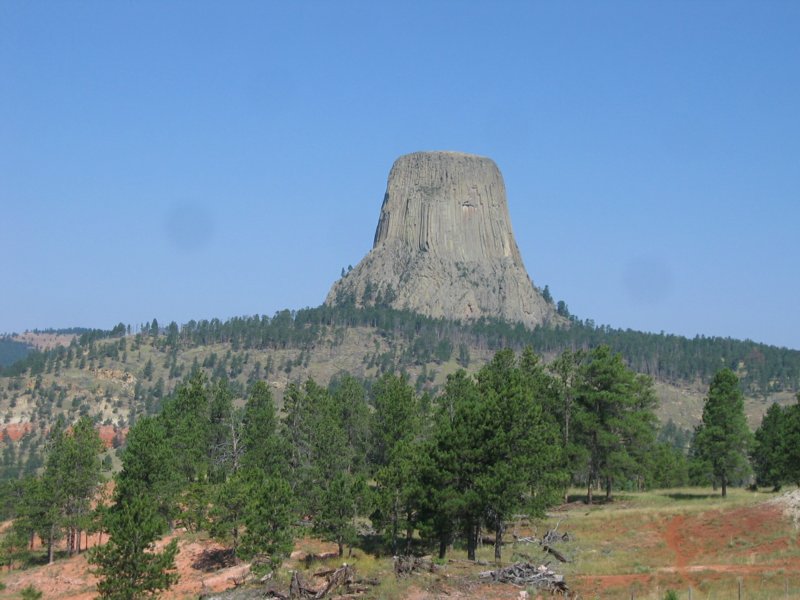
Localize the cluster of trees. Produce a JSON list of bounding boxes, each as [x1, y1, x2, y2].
[[4, 303, 799, 396], [0, 417, 104, 567], [3, 342, 797, 597], [0, 336, 31, 369], [752, 393, 800, 491]]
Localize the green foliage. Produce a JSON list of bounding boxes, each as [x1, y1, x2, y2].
[[209, 467, 294, 571], [30, 416, 105, 561], [330, 375, 371, 476], [1, 521, 31, 569], [115, 416, 179, 529], [573, 346, 657, 502], [692, 369, 753, 497], [241, 381, 283, 474], [237, 472, 294, 572], [422, 350, 565, 560], [780, 397, 800, 486], [160, 371, 211, 483], [370, 373, 419, 470], [89, 492, 179, 599], [20, 585, 43, 600], [752, 402, 786, 490], [314, 472, 368, 557], [0, 336, 32, 368], [648, 442, 690, 488], [372, 437, 427, 554]]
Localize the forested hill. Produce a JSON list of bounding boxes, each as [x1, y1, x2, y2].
[[4, 303, 798, 396], [0, 337, 33, 368]]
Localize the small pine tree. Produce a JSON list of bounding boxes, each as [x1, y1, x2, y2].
[[89, 493, 178, 599], [694, 369, 752, 497]]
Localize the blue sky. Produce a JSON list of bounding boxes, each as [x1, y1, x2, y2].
[[1, 2, 798, 349]]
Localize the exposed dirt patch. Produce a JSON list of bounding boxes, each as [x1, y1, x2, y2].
[[15, 332, 77, 350], [0, 422, 35, 442]]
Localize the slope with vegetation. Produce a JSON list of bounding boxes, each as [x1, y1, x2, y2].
[[0, 339, 797, 599]]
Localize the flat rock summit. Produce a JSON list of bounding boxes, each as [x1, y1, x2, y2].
[[326, 151, 559, 329]]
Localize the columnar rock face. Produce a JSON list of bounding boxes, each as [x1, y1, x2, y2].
[[325, 151, 559, 329]]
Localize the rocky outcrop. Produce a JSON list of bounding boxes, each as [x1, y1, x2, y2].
[[326, 151, 559, 329]]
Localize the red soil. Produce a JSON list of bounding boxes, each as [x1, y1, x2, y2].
[[0, 422, 34, 442], [0, 422, 126, 448]]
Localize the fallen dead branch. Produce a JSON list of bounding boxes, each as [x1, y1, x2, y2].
[[394, 555, 438, 576], [479, 562, 569, 595], [513, 520, 573, 563], [542, 544, 570, 563]]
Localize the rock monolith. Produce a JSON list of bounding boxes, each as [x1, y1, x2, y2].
[[325, 151, 559, 329]]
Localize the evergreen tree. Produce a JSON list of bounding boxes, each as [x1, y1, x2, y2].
[[236, 470, 294, 573], [370, 373, 419, 471], [475, 349, 563, 559], [314, 472, 368, 558], [115, 417, 180, 530], [573, 346, 656, 503], [36, 416, 104, 562], [89, 493, 179, 600], [330, 375, 371, 476], [160, 371, 211, 483], [648, 442, 690, 488], [58, 417, 104, 556], [693, 369, 752, 497], [241, 381, 287, 478], [547, 348, 587, 497], [781, 396, 800, 486], [752, 402, 786, 490], [372, 437, 427, 554]]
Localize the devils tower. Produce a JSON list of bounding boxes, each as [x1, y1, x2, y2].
[[325, 151, 559, 329]]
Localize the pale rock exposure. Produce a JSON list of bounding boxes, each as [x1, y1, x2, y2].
[[326, 151, 559, 329]]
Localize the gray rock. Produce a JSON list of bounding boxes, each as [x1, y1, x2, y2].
[[326, 151, 560, 329]]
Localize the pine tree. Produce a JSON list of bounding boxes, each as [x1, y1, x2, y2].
[[573, 346, 656, 503], [781, 396, 800, 486], [241, 381, 287, 478], [115, 417, 180, 530], [89, 493, 179, 599], [752, 402, 786, 490], [693, 369, 752, 497]]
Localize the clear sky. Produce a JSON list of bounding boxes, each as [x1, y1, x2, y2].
[[1, 2, 798, 349]]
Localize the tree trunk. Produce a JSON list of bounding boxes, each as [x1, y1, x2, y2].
[[721, 474, 728, 498], [494, 521, 504, 562], [438, 536, 447, 560], [606, 476, 612, 501], [466, 520, 477, 561], [337, 541, 344, 557], [587, 480, 593, 505], [48, 527, 55, 565], [390, 514, 398, 555]]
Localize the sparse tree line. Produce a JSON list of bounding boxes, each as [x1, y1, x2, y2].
[[4, 301, 799, 396], [0, 344, 796, 598]]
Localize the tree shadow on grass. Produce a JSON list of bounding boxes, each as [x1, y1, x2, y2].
[[565, 494, 631, 505], [191, 547, 237, 572], [353, 533, 432, 558], [662, 492, 719, 501]]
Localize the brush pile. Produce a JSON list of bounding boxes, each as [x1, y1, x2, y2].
[[393, 555, 438, 576], [479, 562, 569, 595], [263, 564, 373, 599]]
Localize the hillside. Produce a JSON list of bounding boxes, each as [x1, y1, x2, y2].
[[0, 304, 798, 479]]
